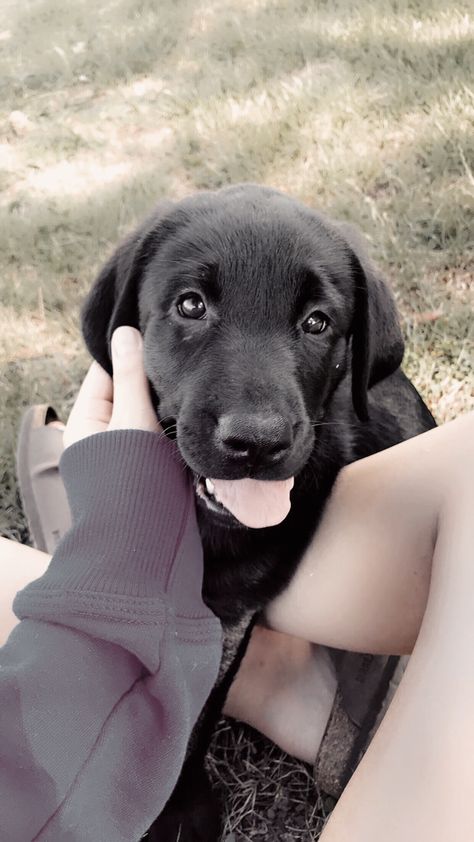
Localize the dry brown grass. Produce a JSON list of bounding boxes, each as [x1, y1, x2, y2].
[[208, 721, 332, 840]]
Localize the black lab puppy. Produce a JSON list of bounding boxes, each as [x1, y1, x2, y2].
[[82, 184, 435, 841]]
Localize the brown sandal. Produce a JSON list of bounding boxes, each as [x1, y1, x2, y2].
[[16, 405, 72, 554], [314, 650, 408, 796]]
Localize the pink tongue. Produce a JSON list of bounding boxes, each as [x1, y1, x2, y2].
[[210, 477, 294, 528]]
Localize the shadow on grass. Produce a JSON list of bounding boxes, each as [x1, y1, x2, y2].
[[4, 0, 473, 124], [191, 5, 473, 114], [0, 159, 179, 311], [2, 109, 471, 308]]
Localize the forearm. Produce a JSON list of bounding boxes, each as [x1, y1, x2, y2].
[[267, 411, 474, 655]]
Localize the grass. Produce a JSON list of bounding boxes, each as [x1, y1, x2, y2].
[[0, 0, 473, 837], [208, 720, 331, 840]]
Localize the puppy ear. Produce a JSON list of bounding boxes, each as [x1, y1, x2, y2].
[[81, 202, 175, 374], [350, 251, 404, 422]]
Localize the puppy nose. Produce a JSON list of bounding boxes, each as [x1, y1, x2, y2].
[[215, 413, 293, 464]]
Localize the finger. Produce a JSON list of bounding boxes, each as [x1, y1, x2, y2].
[[64, 361, 113, 448], [72, 360, 113, 412], [108, 326, 161, 432]]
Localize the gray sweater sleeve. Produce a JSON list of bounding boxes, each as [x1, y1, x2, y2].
[[0, 430, 222, 842]]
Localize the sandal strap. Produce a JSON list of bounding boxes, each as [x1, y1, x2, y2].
[[16, 405, 71, 554], [314, 651, 402, 797], [314, 688, 359, 797]]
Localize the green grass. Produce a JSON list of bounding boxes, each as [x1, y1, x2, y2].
[[1, 0, 473, 836]]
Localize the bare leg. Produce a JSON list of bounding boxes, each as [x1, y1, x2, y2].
[[321, 486, 474, 841], [225, 628, 337, 761], [0, 537, 50, 645], [263, 411, 474, 840]]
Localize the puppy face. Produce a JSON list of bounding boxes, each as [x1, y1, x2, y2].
[[140, 202, 352, 475], [82, 185, 404, 526]]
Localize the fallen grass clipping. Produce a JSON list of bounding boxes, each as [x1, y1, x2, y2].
[[1, 0, 473, 838]]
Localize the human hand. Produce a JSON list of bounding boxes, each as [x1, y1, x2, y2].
[[64, 326, 161, 449]]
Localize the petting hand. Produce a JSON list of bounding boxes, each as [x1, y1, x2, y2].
[[64, 326, 161, 449]]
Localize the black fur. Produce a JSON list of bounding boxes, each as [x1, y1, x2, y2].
[[82, 184, 435, 841]]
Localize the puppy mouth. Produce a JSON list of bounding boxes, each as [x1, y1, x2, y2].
[[194, 476, 239, 523], [193, 473, 295, 529]]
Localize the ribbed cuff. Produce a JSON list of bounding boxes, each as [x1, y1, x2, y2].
[[17, 429, 201, 600]]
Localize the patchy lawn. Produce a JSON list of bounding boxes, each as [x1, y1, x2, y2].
[[1, 0, 473, 838]]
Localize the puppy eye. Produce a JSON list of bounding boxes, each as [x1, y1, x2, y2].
[[177, 293, 206, 320], [302, 310, 329, 335]]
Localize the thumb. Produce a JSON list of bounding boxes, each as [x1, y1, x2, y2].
[[108, 326, 161, 433]]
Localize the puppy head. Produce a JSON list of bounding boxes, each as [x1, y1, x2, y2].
[[82, 185, 403, 526]]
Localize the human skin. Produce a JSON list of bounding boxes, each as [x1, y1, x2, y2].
[[3, 329, 474, 840], [265, 410, 474, 841]]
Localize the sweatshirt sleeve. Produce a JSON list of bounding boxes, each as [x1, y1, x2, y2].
[[0, 430, 222, 842]]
